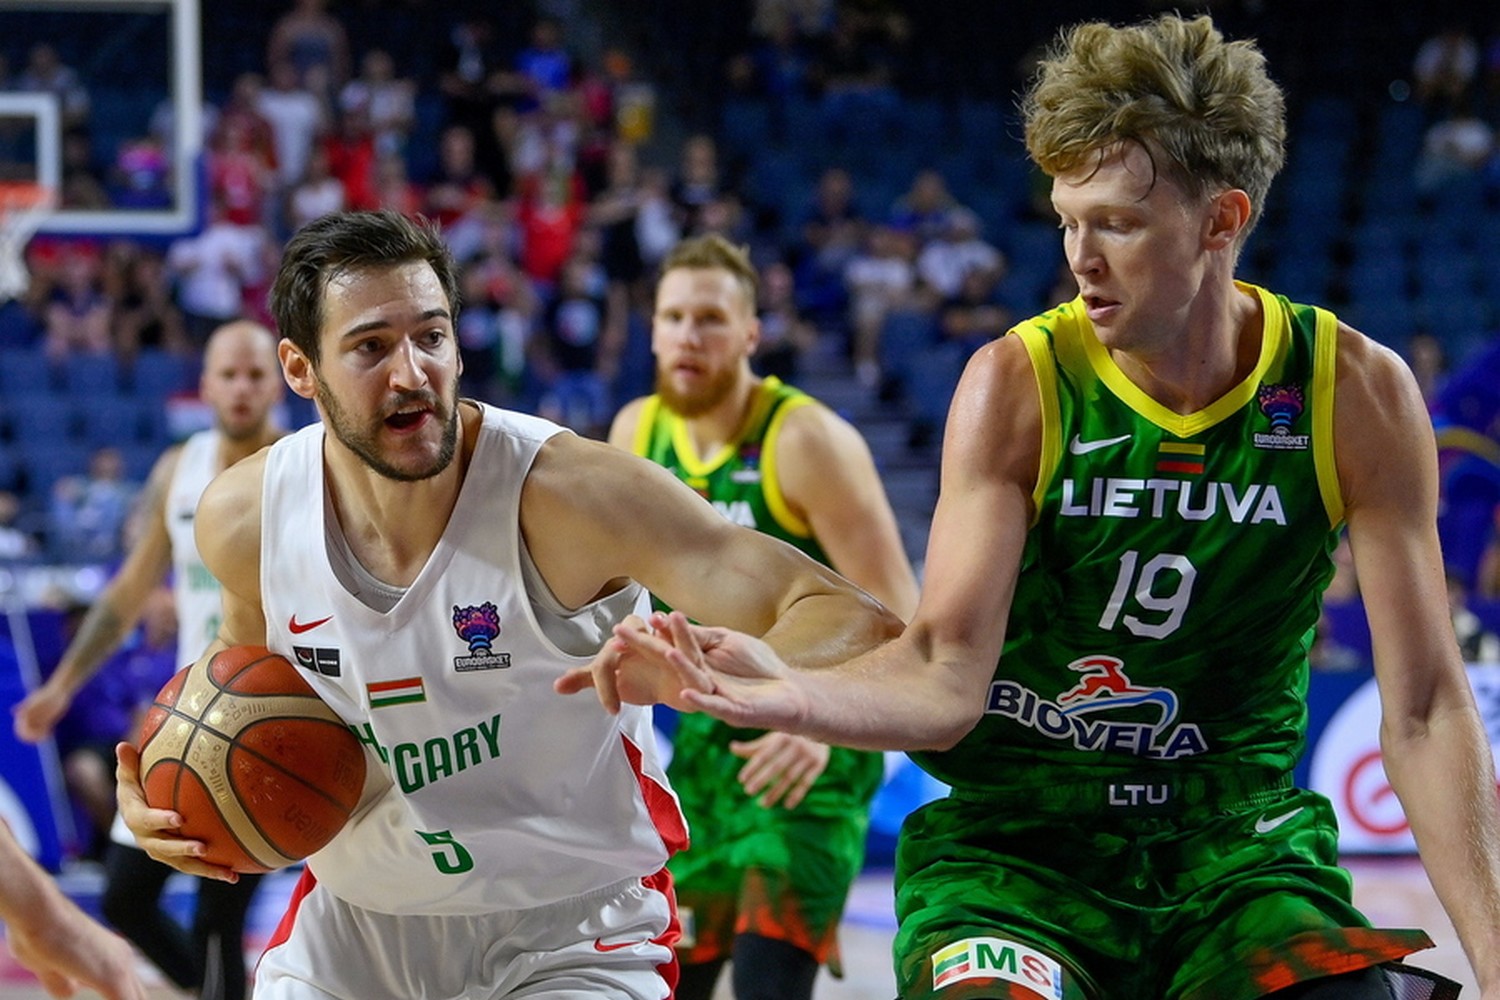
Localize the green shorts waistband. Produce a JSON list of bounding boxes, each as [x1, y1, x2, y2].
[[946, 771, 1294, 815]]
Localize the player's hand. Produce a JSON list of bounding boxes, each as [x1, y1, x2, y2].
[[7, 895, 148, 1000], [114, 742, 238, 883], [610, 611, 810, 731], [730, 732, 830, 809], [12, 683, 71, 744], [556, 613, 703, 713]]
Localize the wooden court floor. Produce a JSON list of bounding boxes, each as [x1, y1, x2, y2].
[[0, 856, 1477, 999]]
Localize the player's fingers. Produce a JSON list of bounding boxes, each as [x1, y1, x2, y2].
[[113, 742, 153, 812], [727, 734, 768, 759], [661, 611, 704, 659], [758, 766, 802, 809], [155, 852, 240, 882], [613, 623, 713, 691], [32, 966, 77, 998], [780, 769, 818, 810], [735, 750, 774, 794], [13, 695, 57, 745], [575, 640, 622, 715], [553, 665, 598, 695], [109, 970, 151, 1000]]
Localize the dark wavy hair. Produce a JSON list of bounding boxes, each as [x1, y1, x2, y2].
[[270, 210, 461, 364]]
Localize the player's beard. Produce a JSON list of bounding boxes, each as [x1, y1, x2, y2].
[[316, 377, 460, 482], [655, 362, 738, 418]]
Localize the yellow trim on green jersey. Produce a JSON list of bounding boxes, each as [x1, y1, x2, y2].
[[762, 393, 816, 538], [668, 380, 781, 478], [631, 376, 824, 550], [1015, 323, 1062, 523], [631, 396, 660, 458], [1077, 283, 1284, 439], [1311, 307, 1343, 527]]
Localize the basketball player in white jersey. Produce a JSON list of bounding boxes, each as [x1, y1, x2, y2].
[[112, 210, 902, 1000], [14, 320, 285, 1000]]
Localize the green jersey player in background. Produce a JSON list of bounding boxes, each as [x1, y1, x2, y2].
[[576, 13, 1500, 1000], [610, 233, 919, 1000]]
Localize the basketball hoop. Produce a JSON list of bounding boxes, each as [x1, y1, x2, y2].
[[0, 181, 56, 302]]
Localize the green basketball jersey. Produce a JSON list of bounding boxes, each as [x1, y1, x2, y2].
[[632, 376, 882, 816], [913, 284, 1344, 799], [632, 376, 830, 562]]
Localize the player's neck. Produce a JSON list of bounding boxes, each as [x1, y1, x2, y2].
[[322, 406, 476, 587], [1110, 282, 1262, 414], [683, 374, 760, 458]]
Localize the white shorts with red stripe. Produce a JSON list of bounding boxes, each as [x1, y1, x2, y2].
[[253, 868, 680, 999]]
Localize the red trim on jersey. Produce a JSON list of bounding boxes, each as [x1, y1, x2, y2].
[[257, 865, 317, 971], [1155, 460, 1204, 474], [621, 732, 689, 854], [645, 866, 682, 994]]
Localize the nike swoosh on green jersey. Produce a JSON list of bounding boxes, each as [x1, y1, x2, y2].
[[1254, 807, 1304, 834], [1068, 433, 1132, 455]]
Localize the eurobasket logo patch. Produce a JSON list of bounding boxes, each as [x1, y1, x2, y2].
[[731, 442, 763, 483], [452, 602, 511, 672], [1254, 384, 1310, 451], [931, 937, 1064, 996]]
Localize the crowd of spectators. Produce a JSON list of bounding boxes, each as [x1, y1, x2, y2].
[[0, 0, 1497, 674]]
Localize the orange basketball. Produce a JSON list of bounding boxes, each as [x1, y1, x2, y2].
[[137, 645, 366, 873]]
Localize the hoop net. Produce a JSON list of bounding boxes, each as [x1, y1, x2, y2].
[[0, 181, 56, 301]]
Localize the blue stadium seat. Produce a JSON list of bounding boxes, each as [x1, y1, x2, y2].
[[1345, 253, 1411, 305], [1349, 216, 1414, 257], [877, 308, 937, 391], [0, 301, 42, 350], [118, 443, 163, 485], [4, 395, 82, 446], [780, 97, 826, 147], [906, 343, 968, 430], [890, 98, 949, 150], [1417, 294, 1490, 342], [998, 222, 1065, 310], [1341, 293, 1417, 348], [59, 352, 124, 398], [1373, 101, 1426, 167], [128, 349, 194, 400], [1414, 247, 1477, 299], [15, 441, 92, 499], [0, 348, 60, 397], [0, 444, 20, 493], [720, 98, 773, 156], [1296, 94, 1357, 146], [744, 150, 803, 211], [79, 396, 159, 448], [1270, 248, 1333, 305], [955, 99, 1004, 146]]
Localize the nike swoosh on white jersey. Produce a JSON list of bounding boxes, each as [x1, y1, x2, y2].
[[1068, 433, 1132, 455], [1253, 807, 1304, 834]]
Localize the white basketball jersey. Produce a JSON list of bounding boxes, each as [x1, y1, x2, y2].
[[259, 404, 686, 915], [165, 429, 225, 667]]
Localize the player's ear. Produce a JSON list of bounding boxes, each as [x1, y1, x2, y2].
[[278, 339, 317, 400], [1205, 189, 1251, 251]]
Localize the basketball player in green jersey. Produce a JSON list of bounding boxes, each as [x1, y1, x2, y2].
[[609, 233, 919, 999], [574, 14, 1500, 1000]]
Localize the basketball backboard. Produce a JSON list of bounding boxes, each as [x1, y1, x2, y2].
[[0, 0, 202, 237]]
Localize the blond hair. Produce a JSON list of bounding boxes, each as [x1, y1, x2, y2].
[[1021, 13, 1286, 240], [660, 233, 759, 307]]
